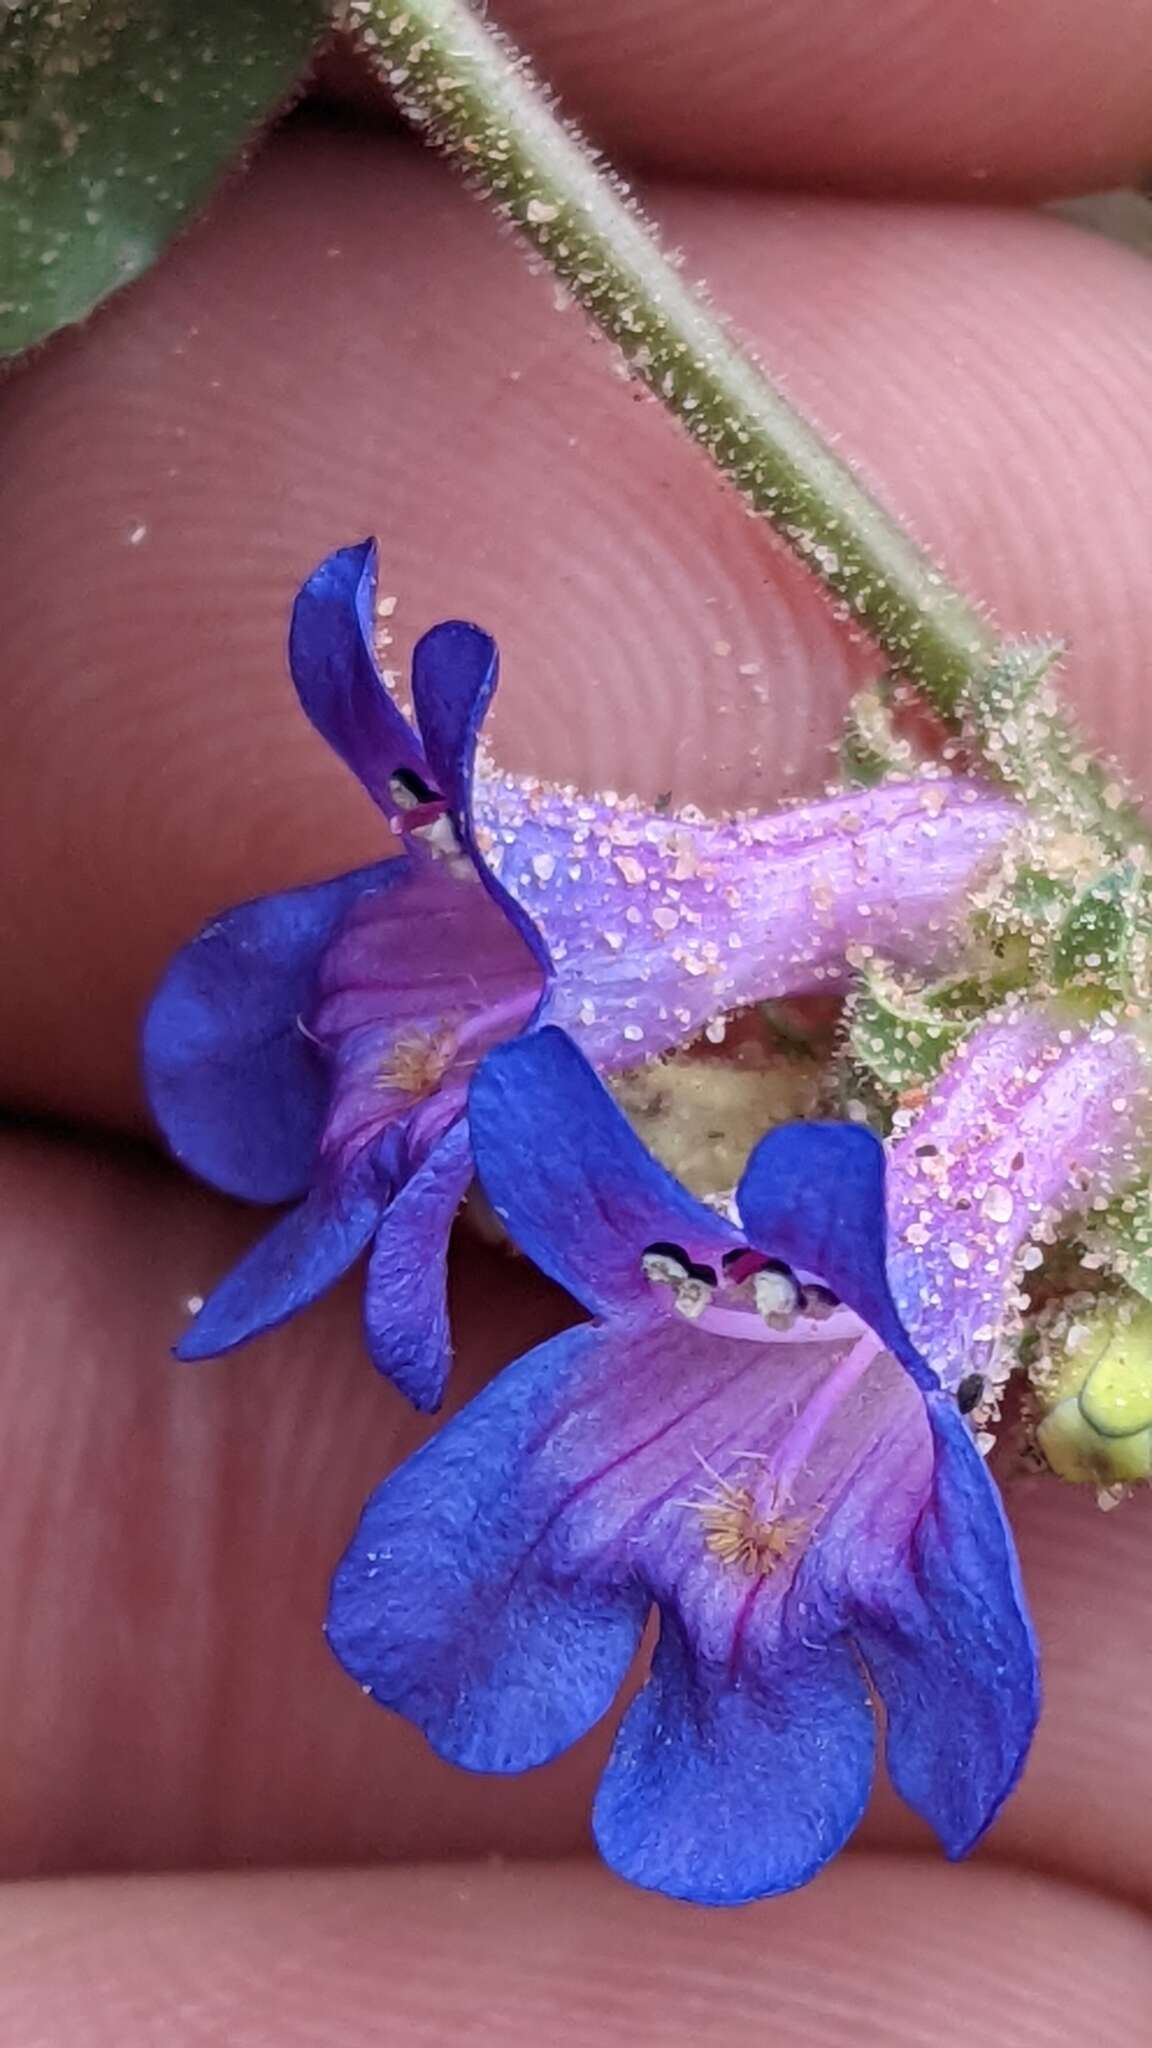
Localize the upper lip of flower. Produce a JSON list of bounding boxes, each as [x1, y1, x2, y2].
[[140, 539, 554, 1408], [325, 1025, 1039, 1907]]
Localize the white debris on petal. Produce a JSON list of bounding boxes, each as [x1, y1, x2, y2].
[[613, 855, 646, 885], [981, 1184, 1014, 1224]]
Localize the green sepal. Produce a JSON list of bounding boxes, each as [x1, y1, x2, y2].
[[838, 686, 918, 788], [1052, 860, 1144, 992], [845, 962, 974, 1093], [1085, 1193, 1152, 1307], [961, 637, 1150, 857]]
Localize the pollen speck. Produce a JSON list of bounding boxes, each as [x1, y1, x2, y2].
[[378, 1026, 458, 1098], [682, 1465, 810, 1577]]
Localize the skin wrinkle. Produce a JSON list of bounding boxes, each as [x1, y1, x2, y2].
[[323, 2, 1152, 193], [0, 1858, 1146, 2046]]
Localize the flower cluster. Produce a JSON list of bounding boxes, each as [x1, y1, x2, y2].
[[144, 540, 1019, 1408], [148, 541, 1152, 1905]]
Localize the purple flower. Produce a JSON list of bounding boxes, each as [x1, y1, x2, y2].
[[327, 1028, 1038, 1905], [887, 1001, 1152, 1393], [143, 539, 1019, 1408]]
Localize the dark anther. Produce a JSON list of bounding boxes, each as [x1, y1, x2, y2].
[[956, 1373, 985, 1415], [642, 1241, 717, 1287], [799, 1282, 839, 1319], [388, 765, 443, 808]]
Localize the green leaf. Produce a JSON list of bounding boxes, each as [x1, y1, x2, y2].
[[0, 0, 324, 357]]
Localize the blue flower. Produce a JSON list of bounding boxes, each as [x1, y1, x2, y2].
[[327, 1027, 1039, 1906], [144, 540, 550, 1408], [143, 539, 1019, 1409]]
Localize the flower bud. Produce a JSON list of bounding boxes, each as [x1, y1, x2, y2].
[[1032, 1297, 1152, 1486]]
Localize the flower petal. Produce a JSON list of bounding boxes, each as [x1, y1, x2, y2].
[[475, 774, 1020, 1072], [469, 1029, 740, 1315], [175, 1168, 382, 1361], [886, 1003, 1152, 1385], [314, 857, 545, 1174], [330, 1302, 882, 1789], [143, 861, 396, 1202], [363, 1118, 474, 1411], [326, 1322, 651, 1770], [593, 1614, 874, 1905], [410, 619, 497, 810], [738, 1121, 934, 1389], [851, 1395, 1039, 1857], [411, 624, 554, 987], [288, 540, 432, 813]]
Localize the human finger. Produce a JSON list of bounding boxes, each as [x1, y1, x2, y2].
[[0, 1858, 1147, 2046], [317, 0, 1152, 195]]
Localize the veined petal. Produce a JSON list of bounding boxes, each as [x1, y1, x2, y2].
[[329, 1249, 1036, 1902], [469, 1029, 740, 1316], [593, 1616, 873, 1906], [474, 773, 1019, 1071], [363, 1118, 474, 1411], [886, 1004, 1152, 1386], [328, 1312, 876, 1780], [175, 1165, 383, 1361], [849, 1397, 1038, 1855], [737, 1121, 933, 1390], [143, 860, 396, 1203], [313, 855, 546, 1176], [288, 541, 433, 817], [327, 1322, 651, 1772]]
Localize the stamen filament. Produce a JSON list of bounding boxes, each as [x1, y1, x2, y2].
[[772, 1333, 883, 1498]]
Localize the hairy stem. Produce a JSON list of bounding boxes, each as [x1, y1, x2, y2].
[[340, 0, 996, 708], [341, 0, 1151, 857]]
